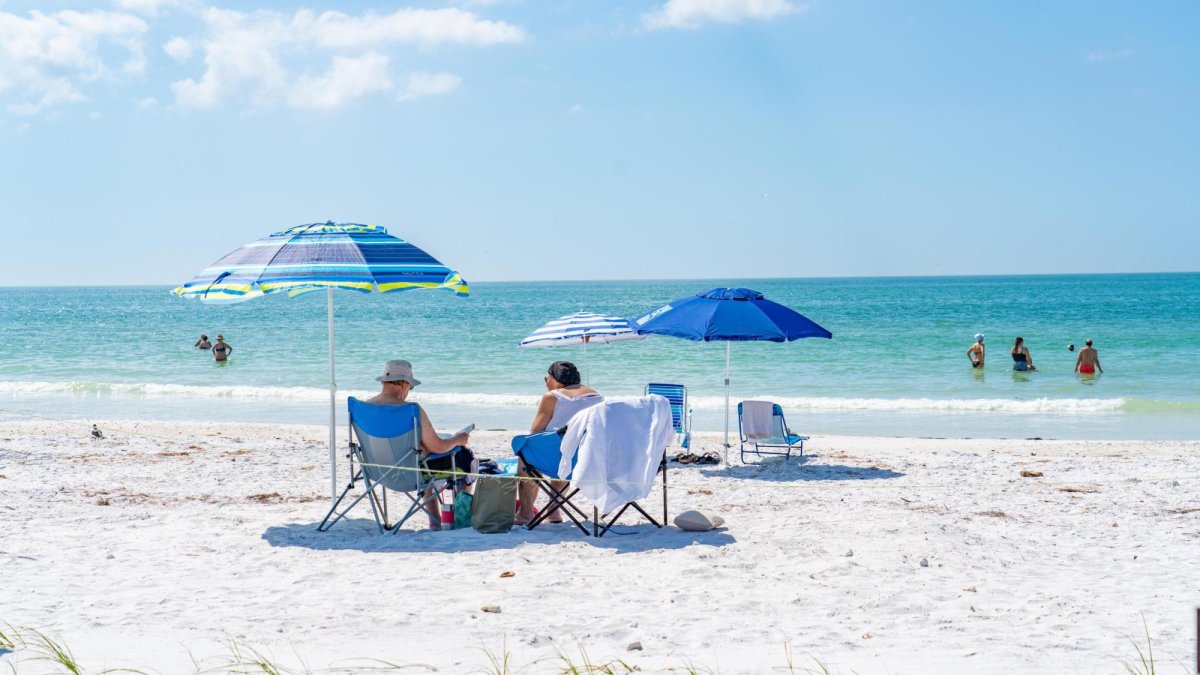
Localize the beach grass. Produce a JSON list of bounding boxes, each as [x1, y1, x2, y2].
[[0, 619, 1186, 674]]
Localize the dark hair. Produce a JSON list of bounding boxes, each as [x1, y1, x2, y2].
[[201, 335, 208, 339], [547, 361, 581, 386], [1013, 336, 1023, 348], [1085, 339, 1093, 346]]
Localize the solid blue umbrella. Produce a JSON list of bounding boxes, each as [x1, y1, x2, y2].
[[634, 288, 832, 459]]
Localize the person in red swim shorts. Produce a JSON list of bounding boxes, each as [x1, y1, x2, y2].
[[1075, 339, 1103, 375]]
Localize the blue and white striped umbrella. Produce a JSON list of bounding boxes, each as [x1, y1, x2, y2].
[[174, 222, 469, 505], [519, 311, 642, 348], [519, 312, 642, 384]]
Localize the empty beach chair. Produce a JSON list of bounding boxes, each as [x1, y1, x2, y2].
[[738, 400, 808, 463], [318, 397, 463, 534], [645, 383, 691, 450], [512, 396, 675, 537]]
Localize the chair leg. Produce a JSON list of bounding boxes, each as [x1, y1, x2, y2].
[[522, 462, 589, 535], [317, 470, 366, 532]]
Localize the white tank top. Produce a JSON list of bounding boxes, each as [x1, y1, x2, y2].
[[547, 389, 603, 431]]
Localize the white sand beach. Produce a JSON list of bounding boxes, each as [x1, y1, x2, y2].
[[2, 419, 1199, 673]]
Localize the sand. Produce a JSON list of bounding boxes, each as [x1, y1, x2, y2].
[[2, 419, 1199, 673]]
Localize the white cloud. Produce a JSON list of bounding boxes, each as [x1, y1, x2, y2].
[[289, 52, 392, 110], [170, 7, 522, 109], [0, 9, 147, 114], [137, 95, 157, 107], [163, 36, 193, 61], [398, 71, 461, 101], [308, 8, 525, 49], [113, 0, 181, 16], [1086, 47, 1134, 63], [643, 0, 803, 30]]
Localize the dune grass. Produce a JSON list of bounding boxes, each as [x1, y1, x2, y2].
[[0, 618, 1187, 674]]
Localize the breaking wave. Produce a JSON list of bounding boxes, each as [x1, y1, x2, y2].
[[3, 380, 1195, 415]]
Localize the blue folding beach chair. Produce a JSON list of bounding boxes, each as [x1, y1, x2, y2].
[[738, 400, 808, 462], [511, 398, 670, 538], [511, 431, 591, 535], [646, 383, 691, 450], [318, 397, 463, 534]]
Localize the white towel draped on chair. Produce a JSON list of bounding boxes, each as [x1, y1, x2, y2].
[[559, 395, 675, 514], [740, 400, 780, 440]]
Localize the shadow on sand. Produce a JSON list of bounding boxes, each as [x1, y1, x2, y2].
[[263, 518, 735, 554], [701, 453, 905, 482]]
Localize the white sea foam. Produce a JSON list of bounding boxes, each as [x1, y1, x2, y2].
[[0, 380, 1138, 414], [686, 395, 1131, 414]]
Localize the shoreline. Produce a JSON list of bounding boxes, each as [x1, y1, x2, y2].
[[3, 419, 1199, 672]]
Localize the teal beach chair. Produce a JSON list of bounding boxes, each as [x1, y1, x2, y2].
[[737, 400, 808, 462]]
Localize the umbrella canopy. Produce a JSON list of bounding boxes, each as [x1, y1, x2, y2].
[[175, 221, 469, 504], [519, 311, 641, 347], [634, 288, 830, 342], [174, 221, 468, 301], [519, 311, 642, 384], [634, 288, 831, 460]]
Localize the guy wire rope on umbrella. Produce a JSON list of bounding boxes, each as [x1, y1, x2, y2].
[[173, 221, 469, 507], [518, 311, 643, 384], [633, 287, 831, 463]]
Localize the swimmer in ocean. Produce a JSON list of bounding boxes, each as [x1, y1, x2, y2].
[[195, 334, 211, 349], [1075, 339, 1102, 375], [212, 334, 233, 362], [1011, 336, 1036, 371], [967, 333, 985, 368]]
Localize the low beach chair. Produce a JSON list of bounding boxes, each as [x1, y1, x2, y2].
[[318, 397, 462, 534], [510, 431, 591, 535], [645, 383, 691, 450], [513, 396, 674, 537], [738, 400, 808, 463]]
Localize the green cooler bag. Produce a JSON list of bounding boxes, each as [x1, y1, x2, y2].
[[471, 476, 517, 533]]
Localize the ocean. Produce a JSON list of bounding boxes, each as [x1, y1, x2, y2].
[[0, 273, 1196, 440]]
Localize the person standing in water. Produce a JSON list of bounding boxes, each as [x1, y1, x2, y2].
[[1011, 337, 1036, 371], [212, 335, 233, 362], [195, 334, 212, 349], [966, 334, 985, 368], [1075, 339, 1103, 374]]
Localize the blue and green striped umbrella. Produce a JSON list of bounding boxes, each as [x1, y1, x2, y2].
[[173, 221, 468, 301], [175, 222, 469, 505]]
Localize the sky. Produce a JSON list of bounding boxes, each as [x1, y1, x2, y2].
[[0, 0, 1197, 285]]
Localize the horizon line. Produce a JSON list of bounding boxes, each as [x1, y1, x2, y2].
[[0, 269, 1196, 289]]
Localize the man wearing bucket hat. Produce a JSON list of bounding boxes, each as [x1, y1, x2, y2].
[[367, 359, 474, 529]]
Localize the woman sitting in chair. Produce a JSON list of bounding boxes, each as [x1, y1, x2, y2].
[[515, 361, 602, 526], [367, 359, 472, 529]]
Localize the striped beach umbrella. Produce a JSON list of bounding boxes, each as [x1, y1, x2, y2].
[[519, 312, 642, 383], [175, 222, 469, 504]]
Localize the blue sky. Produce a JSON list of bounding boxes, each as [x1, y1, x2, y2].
[[1, 0, 1197, 284]]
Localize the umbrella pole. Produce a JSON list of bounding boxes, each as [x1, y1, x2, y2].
[[724, 341, 731, 464], [584, 339, 589, 385], [327, 288, 337, 503]]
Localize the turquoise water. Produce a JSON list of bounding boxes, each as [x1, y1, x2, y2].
[[0, 274, 1197, 439]]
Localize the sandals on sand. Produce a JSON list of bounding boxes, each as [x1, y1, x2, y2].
[[673, 452, 720, 465], [514, 509, 563, 526]]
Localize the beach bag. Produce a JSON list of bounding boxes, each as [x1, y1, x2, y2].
[[453, 491, 473, 529], [471, 476, 517, 533]]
